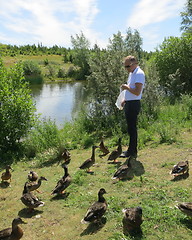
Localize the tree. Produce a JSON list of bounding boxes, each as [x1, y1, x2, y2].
[[153, 36, 192, 100], [180, 0, 192, 34], [124, 27, 143, 59], [0, 59, 36, 150], [71, 31, 91, 79]]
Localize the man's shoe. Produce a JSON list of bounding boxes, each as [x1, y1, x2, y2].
[[120, 151, 137, 158], [119, 151, 130, 158]]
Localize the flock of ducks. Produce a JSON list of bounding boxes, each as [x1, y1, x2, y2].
[[0, 138, 191, 239]]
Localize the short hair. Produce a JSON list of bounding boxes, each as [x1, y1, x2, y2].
[[124, 55, 137, 63]]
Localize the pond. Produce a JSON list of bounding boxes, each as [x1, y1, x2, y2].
[[30, 81, 87, 128]]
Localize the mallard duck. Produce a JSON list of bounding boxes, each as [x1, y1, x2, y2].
[[26, 176, 47, 193], [21, 182, 45, 212], [122, 206, 143, 233], [0, 217, 26, 240], [79, 145, 98, 172], [98, 138, 110, 157], [108, 138, 122, 163], [170, 160, 189, 176], [176, 202, 192, 218], [1, 165, 12, 182], [81, 188, 107, 224], [51, 164, 72, 195], [58, 148, 71, 165], [112, 156, 132, 180], [28, 171, 38, 182]]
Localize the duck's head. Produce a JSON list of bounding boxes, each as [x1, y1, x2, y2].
[[99, 188, 107, 195], [13, 217, 27, 226]]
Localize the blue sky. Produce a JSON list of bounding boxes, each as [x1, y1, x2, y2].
[[0, 0, 186, 52]]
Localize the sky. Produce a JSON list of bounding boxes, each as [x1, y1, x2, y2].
[[0, 0, 186, 52]]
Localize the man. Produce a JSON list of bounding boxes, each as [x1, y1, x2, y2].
[[120, 55, 145, 158]]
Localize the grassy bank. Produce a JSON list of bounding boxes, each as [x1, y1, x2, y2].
[[0, 130, 191, 240], [2, 55, 75, 82]]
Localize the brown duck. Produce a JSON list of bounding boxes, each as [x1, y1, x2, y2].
[[58, 148, 71, 165], [176, 202, 192, 218], [21, 182, 45, 212], [0, 217, 26, 240], [81, 188, 107, 224], [26, 176, 47, 193], [112, 156, 132, 180], [28, 171, 38, 182], [98, 138, 110, 157], [51, 164, 72, 195], [79, 145, 98, 172], [170, 160, 189, 176], [122, 206, 143, 233], [108, 138, 122, 163], [1, 165, 12, 183]]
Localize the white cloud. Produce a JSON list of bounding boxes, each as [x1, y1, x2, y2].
[[127, 0, 186, 29], [0, 0, 100, 47]]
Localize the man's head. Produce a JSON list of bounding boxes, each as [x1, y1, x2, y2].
[[124, 56, 138, 73]]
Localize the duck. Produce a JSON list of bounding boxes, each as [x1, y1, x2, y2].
[[20, 182, 45, 212], [28, 171, 38, 182], [0, 217, 26, 240], [98, 138, 110, 157], [176, 202, 192, 218], [122, 206, 143, 233], [79, 145, 98, 172], [107, 138, 122, 163], [112, 156, 132, 180], [58, 148, 71, 165], [81, 188, 107, 224], [26, 176, 47, 193], [51, 164, 72, 195], [1, 165, 12, 183], [170, 160, 189, 176]]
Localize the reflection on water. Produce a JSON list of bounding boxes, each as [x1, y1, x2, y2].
[[30, 81, 86, 128]]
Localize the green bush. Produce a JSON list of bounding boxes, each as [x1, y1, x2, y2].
[[0, 59, 36, 151]]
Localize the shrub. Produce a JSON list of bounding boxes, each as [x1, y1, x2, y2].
[[0, 59, 36, 151]]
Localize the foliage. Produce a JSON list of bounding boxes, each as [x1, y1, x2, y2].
[[22, 60, 43, 83], [85, 32, 127, 136], [180, 0, 192, 34], [153, 35, 192, 101], [71, 31, 91, 79], [0, 59, 36, 151], [124, 27, 143, 59]]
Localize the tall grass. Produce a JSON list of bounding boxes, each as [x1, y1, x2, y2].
[[20, 95, 192, 161]]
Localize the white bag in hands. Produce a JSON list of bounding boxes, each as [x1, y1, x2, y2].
[[115, 90, 125, 110]]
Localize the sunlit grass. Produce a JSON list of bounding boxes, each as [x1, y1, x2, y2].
[[0, 131, 192, 239]]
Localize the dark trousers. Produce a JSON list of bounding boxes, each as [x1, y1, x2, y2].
[[124, 100, 141, 155]]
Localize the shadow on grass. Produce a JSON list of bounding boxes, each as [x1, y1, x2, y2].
[[80, 217, 107, 236], [170, 172, 189, 181], [131, 158, 145, 176], [18, 208, 44, 218], [36, 156, 60, 168], [0, 181, 11, 188], [180, 218, 192, 230], [50, 192, 70, 201], [123, 227, 143, 239]]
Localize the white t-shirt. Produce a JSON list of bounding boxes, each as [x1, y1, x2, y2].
[[124, 66, 145, 101]]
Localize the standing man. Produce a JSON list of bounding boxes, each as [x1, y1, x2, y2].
[[120, 56, 145, 158]]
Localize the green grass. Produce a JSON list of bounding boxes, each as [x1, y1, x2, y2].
[[0, 130, 192, 240]]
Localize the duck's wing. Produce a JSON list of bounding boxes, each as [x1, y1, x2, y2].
[[177, 202, 192, 217], [0, 227, 12, 238], [79, 158, 92, 169], [113, 165, 128, 179], [84, 202, 107, 222]]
